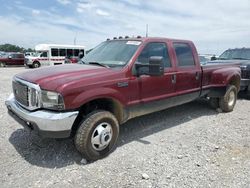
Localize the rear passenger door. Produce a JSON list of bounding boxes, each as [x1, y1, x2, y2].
[[173, 42, 201, 98], [9, 54, 18, 65]]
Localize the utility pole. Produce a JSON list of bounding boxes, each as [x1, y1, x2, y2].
[[146, 24, 148, 37]]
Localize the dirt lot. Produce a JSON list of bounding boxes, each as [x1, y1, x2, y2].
[[0, 67, 249, 188]]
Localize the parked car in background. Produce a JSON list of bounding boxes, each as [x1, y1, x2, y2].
[[6, 36, 240, 161], [25, 44, 85, 68], [0, 53, 25, 67], [199, 54, 213, 65], [199, 54, 216, 65], [207, 48, 250, 96], [64, 51, 84, 64]]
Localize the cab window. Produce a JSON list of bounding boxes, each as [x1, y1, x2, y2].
[[174, 43, 195, 66], [40, 52, 48, 57], [137, 42, 171, 68], [11, 54, 16, 58]]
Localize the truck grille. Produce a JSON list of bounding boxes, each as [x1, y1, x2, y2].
[[25, 58, 29, 64], [13, 81, 29, 106], [241, 70, 250, 79], [12, 78, 41, 110]]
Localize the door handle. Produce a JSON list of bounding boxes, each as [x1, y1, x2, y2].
[[171, 74, 176, 84], [195, 72, 200, 80]]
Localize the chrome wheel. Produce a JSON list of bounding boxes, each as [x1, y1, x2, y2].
[[228, 90, 235, 107], [91, 122, 113, 151], [33, 62, 40, 68]]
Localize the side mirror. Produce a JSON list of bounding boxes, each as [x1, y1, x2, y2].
[[135, 56, 164, 77], [8, 55, 12, 59], [148, 56, 164, 76]]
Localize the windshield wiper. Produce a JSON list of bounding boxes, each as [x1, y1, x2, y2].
[[88, 62, 109, 68]]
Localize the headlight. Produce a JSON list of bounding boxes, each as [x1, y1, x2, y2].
[[41, 90, 65, 110]]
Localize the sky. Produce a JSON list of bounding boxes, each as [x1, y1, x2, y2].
[[0, 0, 249, 55]]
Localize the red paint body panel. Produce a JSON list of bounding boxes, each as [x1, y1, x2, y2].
[[15, 37, 241, 111], [201, 64, 241, 88]]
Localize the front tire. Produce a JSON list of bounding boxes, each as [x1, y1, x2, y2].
[[74, 110, 119, 161], [33, 61, 40, 68], [219, 85, 237, 112]]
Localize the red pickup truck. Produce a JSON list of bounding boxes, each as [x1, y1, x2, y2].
[[0, 53, 25, 67], [6, 37, 240, 161]]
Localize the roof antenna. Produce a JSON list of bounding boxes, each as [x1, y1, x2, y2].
[[146, 24, 148, 37]]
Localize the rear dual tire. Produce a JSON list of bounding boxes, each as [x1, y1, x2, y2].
[[209, 85, 237, 112], [219, 85, 237, 112]]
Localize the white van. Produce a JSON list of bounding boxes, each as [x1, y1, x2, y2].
[[25, 44, 85, 68]]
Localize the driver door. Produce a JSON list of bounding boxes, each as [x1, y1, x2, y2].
[[137, 42, 176, 103], [40, 51, 49, 66]]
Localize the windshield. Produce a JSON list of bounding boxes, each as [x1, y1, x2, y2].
[[80, 40, 141, 67], [1, 53, 9, 58], [32, 51, 46, 57], [32, 52, 42, 57], [219, 49, 250, 60]]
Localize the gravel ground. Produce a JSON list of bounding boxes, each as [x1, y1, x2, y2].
[[0, 67, 249, 188]]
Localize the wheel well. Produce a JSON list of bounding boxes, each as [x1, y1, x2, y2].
[[33, 61, 40, 65], [71, 98, 124, 136], [229, 75, 240, 91]]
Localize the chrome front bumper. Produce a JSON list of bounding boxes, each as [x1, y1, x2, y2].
[[5, 93, 79, 138]]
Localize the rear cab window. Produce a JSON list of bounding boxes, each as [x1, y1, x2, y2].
[[173, 43, 195, 67]]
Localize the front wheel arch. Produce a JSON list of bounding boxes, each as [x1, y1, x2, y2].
[[228, 75, 240, 92], [70, 97, 124, 137]]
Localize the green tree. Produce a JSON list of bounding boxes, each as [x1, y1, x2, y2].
[[0, 44, 34, 52]]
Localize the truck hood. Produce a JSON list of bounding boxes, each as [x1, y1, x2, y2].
[[16, 64, 114, 91], [25, 56, 38, 60]]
